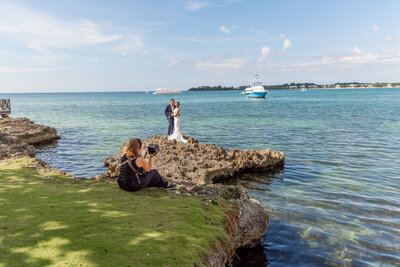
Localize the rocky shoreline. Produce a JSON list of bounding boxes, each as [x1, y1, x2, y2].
[[0, 117, 59, 160], [103, 135, 285, 265], [104, 135, 285, 184], [1, 117, 285, 266]]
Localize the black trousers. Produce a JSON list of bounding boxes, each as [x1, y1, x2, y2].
[[119, 169, 168, 192]]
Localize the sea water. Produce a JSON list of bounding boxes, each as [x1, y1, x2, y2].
[[2, 89, 400, 266]]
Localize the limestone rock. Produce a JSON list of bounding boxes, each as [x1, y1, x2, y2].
[[104, 135, 284, 184], [0, 143, 36, 160], [0, 117, 59, 145], [163, 179, 269, 266], [0, 117, 59, 160], [92, 174, 108, 181], [104, 135, 279, 265]]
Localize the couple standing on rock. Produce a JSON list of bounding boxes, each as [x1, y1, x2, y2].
[[164, 99, 187, 143]]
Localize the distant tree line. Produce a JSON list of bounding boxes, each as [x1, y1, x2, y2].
[[187, 86, 240, 91], [187, 82, 400, 91]]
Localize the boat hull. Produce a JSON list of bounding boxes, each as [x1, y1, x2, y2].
[[152, 91, 182, 95], [248, 92, 267, 98]]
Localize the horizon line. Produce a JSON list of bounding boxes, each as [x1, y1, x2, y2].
[[1, 81, 399, 94]]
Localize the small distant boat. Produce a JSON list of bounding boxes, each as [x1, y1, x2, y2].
[[152, 88, 182, 95], [300, 88, 308, 92], [241, 73, 268, 98], [146, 90, 149, 94]]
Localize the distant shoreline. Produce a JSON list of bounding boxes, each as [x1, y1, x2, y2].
[[1, 87, 399, 95], [187, 86, 400, 91]]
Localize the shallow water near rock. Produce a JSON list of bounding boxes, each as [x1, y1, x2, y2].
[[2, 88, 400, 266]]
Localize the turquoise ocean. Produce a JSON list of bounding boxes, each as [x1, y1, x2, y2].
[[2, 88, 400, 266]]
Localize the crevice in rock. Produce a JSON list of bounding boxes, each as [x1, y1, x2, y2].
[[231, 245, 268, 267], [211, 167, 284, 185]]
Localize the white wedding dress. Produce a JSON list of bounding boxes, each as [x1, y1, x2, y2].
[[168, 110, 187, 143]]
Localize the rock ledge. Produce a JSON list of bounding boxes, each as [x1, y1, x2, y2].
[[0, 117, 59, 160], [104, 135, 284, 265], [104, 135, 284, 185]]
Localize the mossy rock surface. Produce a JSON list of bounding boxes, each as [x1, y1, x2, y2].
[[0, 158, 229, 267]]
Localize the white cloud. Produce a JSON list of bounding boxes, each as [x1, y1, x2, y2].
[[339, 53, 379, 64], [219, 25, 237, 34], [195, 58, 249, 73], [282, 39, 292, 51], [259, 46, 271, 61], [121, 51, 128, 56], [140, 50, 150, 55], [372, 24, 379, 31], [294, 54, 377, 68], [92, 57, 100, 62], [353, 46, 362, 55], [293, 52, 400, 71], [384, 36, 393, 41], [167, 60, 180, 67], [183, 1, 210, 10], [280, 33, 286, 39], [0, 2, 122, 53]]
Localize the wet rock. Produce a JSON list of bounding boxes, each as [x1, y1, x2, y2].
[[231, 245, 267, 266], [104, 135, 284, 184]]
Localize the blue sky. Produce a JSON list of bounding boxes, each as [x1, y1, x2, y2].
[[1, 0, 400, 92]]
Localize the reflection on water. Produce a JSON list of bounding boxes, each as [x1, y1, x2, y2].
[[2, 89, 400, 266]]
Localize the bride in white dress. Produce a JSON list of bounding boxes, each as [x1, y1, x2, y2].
[[167, 102, 187, 143]]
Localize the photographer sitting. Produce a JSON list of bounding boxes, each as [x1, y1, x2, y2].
[[117, 138, 176, 192]]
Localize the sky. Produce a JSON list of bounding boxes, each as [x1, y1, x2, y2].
[[1, 0, 400, 93]]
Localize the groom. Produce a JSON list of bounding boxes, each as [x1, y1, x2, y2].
[[164, 99, 175, 136]]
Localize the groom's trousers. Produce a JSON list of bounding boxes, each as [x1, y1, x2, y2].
[[168, 117, 174, 135]]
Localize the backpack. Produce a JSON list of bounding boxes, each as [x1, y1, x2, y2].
[[117, 157, 143, 184]]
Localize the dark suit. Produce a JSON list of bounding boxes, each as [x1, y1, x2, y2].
[[164, 104, 175, 135]]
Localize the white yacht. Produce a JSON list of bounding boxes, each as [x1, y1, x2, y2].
[[241, 87, 253, 95], [152, 88, 182, 95], [241, 73, 268, 98]]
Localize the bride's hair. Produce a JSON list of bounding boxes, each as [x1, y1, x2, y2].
[[176, 102, 180, 107], [125, 138, 142, 157]]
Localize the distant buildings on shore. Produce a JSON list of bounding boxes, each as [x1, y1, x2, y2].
[[311, 82, 399, 89], [187, 82, 400, 91], [264, 82, 400, 89]]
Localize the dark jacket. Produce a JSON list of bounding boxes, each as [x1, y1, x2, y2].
[[164, 104, 175, 118]]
